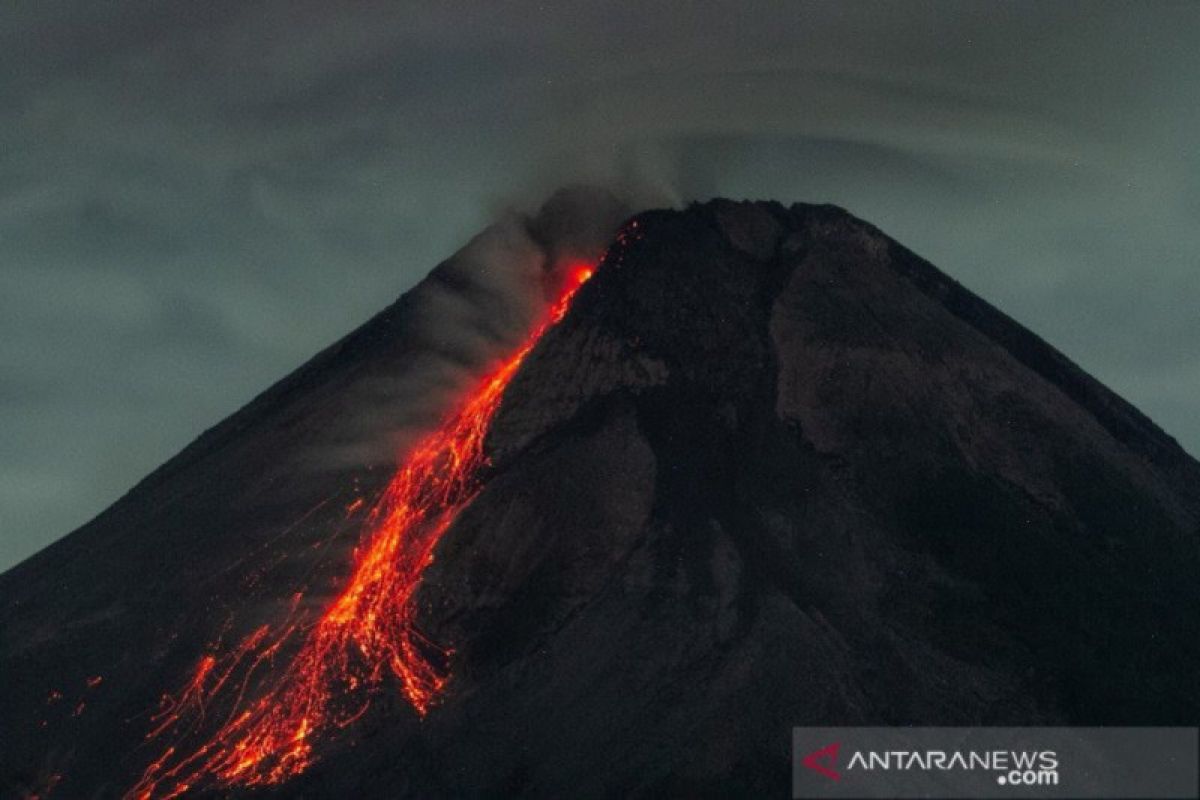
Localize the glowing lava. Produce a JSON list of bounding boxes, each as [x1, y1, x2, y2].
[[129, 263, 595, 799]]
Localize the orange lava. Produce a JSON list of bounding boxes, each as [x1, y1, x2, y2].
[[129, 263, 595, 799]]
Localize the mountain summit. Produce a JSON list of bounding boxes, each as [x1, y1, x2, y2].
[[3, 199, 1198, 798]]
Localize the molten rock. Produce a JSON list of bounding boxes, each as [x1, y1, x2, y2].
[[2, 200, 1198, 798]]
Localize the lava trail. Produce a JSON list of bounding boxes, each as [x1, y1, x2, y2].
[[129, 262, 596, 799]]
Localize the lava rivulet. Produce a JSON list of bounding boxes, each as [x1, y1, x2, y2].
[[129, 262, 595, 799]]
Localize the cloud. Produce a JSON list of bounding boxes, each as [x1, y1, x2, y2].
[[311, 184, 645, 470], [0, 1, 1197, 569]]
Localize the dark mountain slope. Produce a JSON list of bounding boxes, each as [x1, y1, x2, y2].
[[2, 200, 1198, 799]]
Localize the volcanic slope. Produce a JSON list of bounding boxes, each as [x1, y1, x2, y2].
[[2, 200, 1198, 799]]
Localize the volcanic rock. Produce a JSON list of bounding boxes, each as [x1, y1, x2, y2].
[[2, 199, 1198, 799]]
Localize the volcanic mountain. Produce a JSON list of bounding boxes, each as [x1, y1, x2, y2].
[[2, 198, 1198, 799]]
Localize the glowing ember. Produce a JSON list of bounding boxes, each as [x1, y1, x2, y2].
[[128, 262, 596, 799]]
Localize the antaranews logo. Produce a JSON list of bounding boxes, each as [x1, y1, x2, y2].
[[801, 742, 842, 782], [800, 741, 1058, 786], [792, 727, 1198, 799]]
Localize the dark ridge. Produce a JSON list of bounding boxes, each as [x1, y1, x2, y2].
[[3, 198, 1197, 800]]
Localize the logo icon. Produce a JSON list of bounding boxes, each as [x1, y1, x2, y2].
[[802, 742, 842, 782]]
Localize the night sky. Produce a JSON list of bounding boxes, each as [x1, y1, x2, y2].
[[2, 1, 1197, 570]]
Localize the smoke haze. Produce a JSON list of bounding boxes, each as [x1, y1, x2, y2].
[[311, 185, 644, 471], [1, 2, 1197, 569]]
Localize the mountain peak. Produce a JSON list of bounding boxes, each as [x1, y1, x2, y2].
[[3, 198, 1198, 798]]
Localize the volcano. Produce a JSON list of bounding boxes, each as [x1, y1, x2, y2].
[[2, 198, 1198, 799]]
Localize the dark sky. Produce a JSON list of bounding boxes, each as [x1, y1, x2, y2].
[[2, 1, 1198, 570]]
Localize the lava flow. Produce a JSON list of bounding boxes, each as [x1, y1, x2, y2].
[[128, 262, 595, 799]]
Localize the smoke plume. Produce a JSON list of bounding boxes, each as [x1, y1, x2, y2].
[[313, 185, 659, 471]]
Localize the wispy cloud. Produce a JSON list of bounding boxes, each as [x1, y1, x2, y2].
[[1, 1, 1197, 569]]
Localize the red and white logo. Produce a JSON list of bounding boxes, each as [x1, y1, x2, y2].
[[802, 742, 842, 782]]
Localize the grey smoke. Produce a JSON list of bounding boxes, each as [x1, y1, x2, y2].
[[310, 185, 651, 470], [1, 2, 1197, 571]]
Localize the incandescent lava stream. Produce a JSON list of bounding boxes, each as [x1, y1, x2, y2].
[[128, 261, 597, 799]]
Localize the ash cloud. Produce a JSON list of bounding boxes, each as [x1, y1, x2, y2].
[[313, 185, 652, 470], [1, 2, 1197, 570]]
